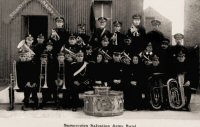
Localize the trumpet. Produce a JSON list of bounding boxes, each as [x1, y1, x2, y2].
[[98, 49, 112, 60]]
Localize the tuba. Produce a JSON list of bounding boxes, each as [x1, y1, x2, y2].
[[167, 74, 186, 110], [148, 73, 165, 110]]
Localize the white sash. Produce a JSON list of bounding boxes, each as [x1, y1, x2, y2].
[[100, 28, 106, 37], [73, 62, 88, 76]]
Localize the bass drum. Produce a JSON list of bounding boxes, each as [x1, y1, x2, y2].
[[148, 73, 167, 110], [83, 91, 124, 117]]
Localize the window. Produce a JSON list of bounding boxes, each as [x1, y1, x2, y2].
[[94, 1, 112, 31]]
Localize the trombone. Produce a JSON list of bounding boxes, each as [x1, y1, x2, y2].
[[55, 61, 66, 90], [38, 57, 48, 107], [13, 60, 20, 90]]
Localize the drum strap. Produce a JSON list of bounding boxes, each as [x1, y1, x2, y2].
[[73, 62, 88, 76]]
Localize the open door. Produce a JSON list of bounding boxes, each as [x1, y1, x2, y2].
[[22, 15, 48, 41]]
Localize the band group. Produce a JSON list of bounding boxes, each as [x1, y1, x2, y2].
[[9, 14, 198, 112]]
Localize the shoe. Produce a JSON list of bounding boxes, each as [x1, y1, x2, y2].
[[182, 107, 190, 111], [72, 108, 77, 112]]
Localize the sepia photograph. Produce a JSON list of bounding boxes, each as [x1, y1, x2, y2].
[[0, 0, 199, 127]]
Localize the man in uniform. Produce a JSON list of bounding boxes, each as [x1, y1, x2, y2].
[[146, 19, 164, 54], [109, 51, 123, 91], [41, 40, 57, 107], [110, 20, 126, 50], [127, 14, 146, 55], [171, 49, 193, 111], [69, 50, 92, 111], [50, 17, 70, 55], [158, 38, 172, 74], [91, 17, 111, 48], [171, 33, 186, 59], [77, 24, 90, 44]]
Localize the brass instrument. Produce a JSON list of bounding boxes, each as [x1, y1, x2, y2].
[[9, 73, 15, 110], [9, 60, 19, 110], [13, 61, 20, 90], [167, 74, 186, 110], [61, 47, 77, 59], [51, 29, 60, 41], [148, 73, 165, 110], [130, 24, 139, 36], [55, 61, 66, 90], [39, 58, 48, 89], [111, 32, 118, 45], [76, 36, 86, 46], [17, 40, 35, 59], [121, 51, 131, 60], [98, 49, 112, 60]]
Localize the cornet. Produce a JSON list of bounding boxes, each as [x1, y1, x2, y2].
[[51, 29, 60, 41]]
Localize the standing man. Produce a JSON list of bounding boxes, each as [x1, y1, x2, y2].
[[91, 17, 111, 48], [146, 19, 164, 54], [110, 20, 126, 50], [127, 14, 146, 55], [50, 17, 69, 55]]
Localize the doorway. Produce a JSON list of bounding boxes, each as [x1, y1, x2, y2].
[[22, 15, 48, 41]]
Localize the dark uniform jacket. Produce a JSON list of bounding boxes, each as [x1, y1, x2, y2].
[[91, 28, 111, 48], [127, 25, 146, 55], [50, 28, 69, 55], [146, 30, 164, 54]]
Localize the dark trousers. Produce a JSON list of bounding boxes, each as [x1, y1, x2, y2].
[[24, 87, 38, 107], [70, 84, 88, 108]]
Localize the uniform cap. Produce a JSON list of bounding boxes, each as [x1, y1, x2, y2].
[[26, 34, 34, 42], [174, 33, 184, 40], [55, 17, 65, 22], [132, 14, 142, 19], [46, 40, 53, 46], [113, 20, 122, 27], [98, 17, 108, 23], [37, 34, 44, 39], [151, 19, 161, 26]]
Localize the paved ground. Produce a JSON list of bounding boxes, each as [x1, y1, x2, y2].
[[0, 86, 200, 120]]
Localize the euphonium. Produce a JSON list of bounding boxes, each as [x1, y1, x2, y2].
[[167, 74, 186, 109], [13, 61, 20, 90]]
